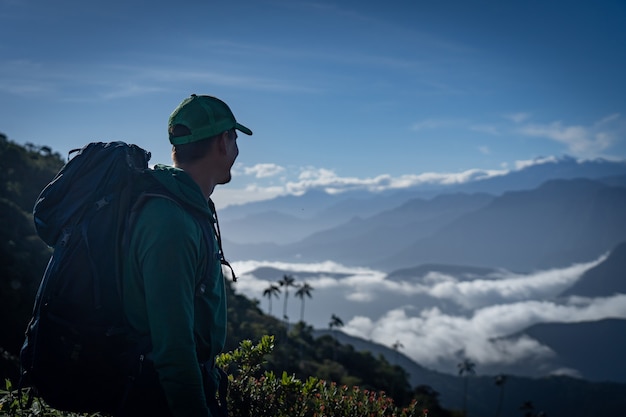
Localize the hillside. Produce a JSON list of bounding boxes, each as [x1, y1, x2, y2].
[[4, 137, 626, 416]]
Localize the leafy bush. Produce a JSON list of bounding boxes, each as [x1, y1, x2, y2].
[[217, 335, 425, 417]]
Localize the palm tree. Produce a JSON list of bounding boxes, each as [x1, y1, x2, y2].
[[519, 400, 535, 417], [328, 314, 344, 361], [329, 314, 344, 331], [458, 358, 476, 417], [278, 274, 297, 325], [295, 282, 314, 322], [494, 374, 507, 417], [392, 340, 404, 365], [262, 284, 281, 315]]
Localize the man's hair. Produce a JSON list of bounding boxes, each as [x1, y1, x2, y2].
[[170, 124, 218, 165]]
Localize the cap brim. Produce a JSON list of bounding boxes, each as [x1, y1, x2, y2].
[[236, 123, 253, 136]]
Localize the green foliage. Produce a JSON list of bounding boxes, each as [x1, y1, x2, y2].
[[2, 338, 428, 417], [219, 336, 427, 417], [260, 323, 414, 407], [0, 135, 65, 213], [0, 135, 64, 383], [0, 379, 99, 417]]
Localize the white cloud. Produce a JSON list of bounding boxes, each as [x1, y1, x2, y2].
[[216, 144, 620, 208], [0, 60, 57, 96], [281, 166, 508, 196], [343, 294, 626, 370], [504, 112, 531, 123], [237, 163, 285, 178], [513, 156, 559, 170], [471, 125, 500, 136], [225, 165, 462, 208], [212, 185, 285, 209], [517, 114, 623, 157], [425, 256, 607, 310], [100, 83, 166, 100], [410, 118, 463, 131], [230, 253, 624, 375]]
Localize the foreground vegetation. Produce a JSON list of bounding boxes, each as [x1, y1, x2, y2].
[[1, 336, 438, 417]]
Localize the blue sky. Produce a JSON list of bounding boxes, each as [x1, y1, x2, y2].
[[2, 0, 625, 207]]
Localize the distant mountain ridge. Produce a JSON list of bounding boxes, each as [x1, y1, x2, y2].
[[220, 156, 626, 245], [448, 155, 626, 195], [222, 156, 626, 217], [380, 177, 626, 271], [222, 157, 626, 267], [560, 241, 626, 297], [513, 318, 626, 383], [225, 176, 626, 273]]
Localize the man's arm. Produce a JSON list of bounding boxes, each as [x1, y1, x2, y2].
[[135, 199, 210, 416]]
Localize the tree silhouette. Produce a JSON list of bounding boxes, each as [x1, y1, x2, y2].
[[494, 374, 507, 417], [458, 358, 476, 417], [295, 281, 314, 322], [262, 284, 281, 315], [328, 314, 344, 361], [392, 340, 404, 365], [278, 274, 297, 326], [519, 400, 547, 417], [520, 400, 534, 417], [329, 314, 344, 331]]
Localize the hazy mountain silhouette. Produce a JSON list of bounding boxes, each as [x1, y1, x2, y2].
[[449, 156, 626, 195], [225, 177, 626, 274], [246, 266, 352, 281], [386, 263, 502, 283], [224, 192, 494, 264], [220, 189, 436, 245], [559, 241, 626, 297], [279, 192, 494, 265], [220, 157, 626, 247], [379, 178, 626, 272], [513, 318, 626, 383]]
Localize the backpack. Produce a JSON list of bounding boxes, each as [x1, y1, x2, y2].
[[19, 141, 214, 413]]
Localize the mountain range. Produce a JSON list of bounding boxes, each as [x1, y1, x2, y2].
[[224, 156, 626, 398], [222, 157, 626, 274]]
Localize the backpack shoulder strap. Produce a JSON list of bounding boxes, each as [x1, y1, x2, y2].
[[125, 190, 217, 296]]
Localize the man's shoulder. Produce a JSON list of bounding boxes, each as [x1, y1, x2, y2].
[[134, 196, 201, 239], [140, 194, 195, 220]]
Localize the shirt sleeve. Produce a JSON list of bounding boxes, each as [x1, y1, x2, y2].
[[133, 198, 211, 417]]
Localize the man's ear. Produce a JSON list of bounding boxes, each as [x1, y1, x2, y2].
[[216, 131, 230, 155]]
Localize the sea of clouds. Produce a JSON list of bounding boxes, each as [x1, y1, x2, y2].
[[231, 253, 626, 376]]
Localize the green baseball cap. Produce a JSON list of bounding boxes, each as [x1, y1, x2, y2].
[[168, 94, 253, 145]]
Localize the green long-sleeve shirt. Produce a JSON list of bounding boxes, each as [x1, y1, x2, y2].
[[123, 164, 227, 416]]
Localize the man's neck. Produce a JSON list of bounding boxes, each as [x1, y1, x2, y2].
[[175, 161, 216, 200]]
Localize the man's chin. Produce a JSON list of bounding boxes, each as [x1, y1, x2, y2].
[[218, 173, 232, 185]]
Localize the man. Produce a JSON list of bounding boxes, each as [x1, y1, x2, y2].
[[120, 94, 252, 416]]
